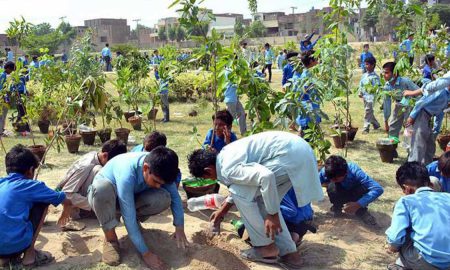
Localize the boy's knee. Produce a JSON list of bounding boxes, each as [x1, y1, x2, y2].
[[89, 180, 116, 208]]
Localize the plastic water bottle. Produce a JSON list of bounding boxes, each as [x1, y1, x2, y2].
[[187, 194, 226, 212], [402, 126, 413, 149]]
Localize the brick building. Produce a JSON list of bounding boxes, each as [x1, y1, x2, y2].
[[84, 18, 130, 48]]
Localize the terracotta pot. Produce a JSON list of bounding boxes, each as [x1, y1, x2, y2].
[[346, 127, 358, 141], [37, 120, 50, 134], [128, 116, 142, 131], [115, 128, 130, 145], [331, 132, 347, 149], [147, 108, 159, 120], [97, 128, 112, 143], [182, 183, 220, 199], [65, 134, 82, 153], [80, 130, 97, 145], [28, 145, 46, 162], [376, 142, 397, 163], [124, 111, 142, 122], [62, 123, 77, 136], [437, 133, 450, 151]]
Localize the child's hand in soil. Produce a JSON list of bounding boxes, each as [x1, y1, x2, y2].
[[58, 199, 72, 227], [142, 251, 168, 270], [171, 226, 189, 249], [343, 202, 361, 215]]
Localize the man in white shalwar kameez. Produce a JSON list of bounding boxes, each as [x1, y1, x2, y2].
[[188, 131, 324, 269]]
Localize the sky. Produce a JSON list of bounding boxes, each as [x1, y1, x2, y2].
[[0, 0, 329, 32]]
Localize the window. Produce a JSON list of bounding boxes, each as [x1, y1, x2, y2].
[[100, 36, 108, 42]]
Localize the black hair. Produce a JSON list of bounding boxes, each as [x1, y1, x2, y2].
[[300, 50, 316, 67], [382, 62, 396, 73], [438, 151, 450, 177], [105, 43, 109, 47], [4, 61, 15, 70], [5, 144, 39, 174], [265, 43, 270, 48], [143, 131, 167, 152], [101, 139, 127, 161], [212, 109, 233, 126], [324, 155, 348, 179], [250, 61, 259, 69], [154, 49, 159, 53], [425, 54, 435, 66], [286, 52, 299, 60], [364, 56, 376, 66], [242, 42, 247, 46], [396, 162, 430, 188], [188, 149, 218, 177], [363, 44, 369, 48], [145, 146, 179, 184]]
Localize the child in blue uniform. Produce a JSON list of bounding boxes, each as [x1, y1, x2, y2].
[[386, 162, 450, 270], [427, 151, 450, 193], [0, 145, 72, 268], [203, 109, 238, 153], [319, 155, 384, 226]]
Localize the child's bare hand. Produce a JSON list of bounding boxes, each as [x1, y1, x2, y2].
[[223, 126, 231, 144]]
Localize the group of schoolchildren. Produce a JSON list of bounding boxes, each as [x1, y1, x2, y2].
[[2, 38, 450, 270], [3, 100, 450, 269]]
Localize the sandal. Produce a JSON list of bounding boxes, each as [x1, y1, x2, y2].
[[23, 250, 54, 268], [61, 220, 86, 231], [240, 248, 279, 264]]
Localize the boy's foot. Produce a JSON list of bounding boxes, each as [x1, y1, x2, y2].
[[359, 211, 377, 226], [102, 241, 120, 266], [387, 263, 406, 270], [373, 125, 381, 130], [240, 247, 278, 264], [330, 206, 344, 217], [22, 249, 54, 268]]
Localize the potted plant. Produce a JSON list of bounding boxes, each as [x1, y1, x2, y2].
[[376, 138, 398, 163], [113, 104, 130, 145], [437, 111, 450, 151]]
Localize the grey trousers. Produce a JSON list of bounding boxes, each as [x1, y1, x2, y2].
[[160, 93, 169, 121], [408, 110, 435, 165], [226, 100, 247, 135], [389, 103, 409, 138], [396, 238, 440, 270], [0, 106, 8, 133], [363, 101, 380, 131], [88, 178, 171, 231], [231, 177, 296, 256]]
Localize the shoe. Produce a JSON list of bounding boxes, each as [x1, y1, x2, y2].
[[102, 241, 120, 266], [359, 211, 377, 226], [330, 205, 344, 217], [373, 125, 381, 130]]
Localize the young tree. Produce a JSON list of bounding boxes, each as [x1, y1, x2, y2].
[[361, 9, 380, 39], [247, 20, 266, 38]]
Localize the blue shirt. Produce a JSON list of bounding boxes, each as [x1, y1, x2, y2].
[[360, 51, 374, 70], [277, 54, 285, 69], [203, 128, 238, 152], [0, 72, 27, 94], [282, 63, 295, 86], [319, 162, 384, 207], [359, 71, 381, 102], [152, 55, 163, 65], [101, 47, 112, 58], [423, 64, 433, 80], [300, 33, 319, 52], [410, 86, 449, 120], [159, 79, 169, 95], [264, 49, 274, 65], [386, 187, 450, 269], [399, 39, 414, 56], [94, 152, 184, 254], [383, 77, 419, 120], [7, 51, 13, 62], [0, 173, 66, 255], [427, 161, 450, 193], [280, 188, 313, 224], [423, 72, 450, 93], [223, 69, 238, 103], [293, 69, 321, 128]]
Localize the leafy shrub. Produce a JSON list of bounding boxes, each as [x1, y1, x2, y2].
[[170, 71, 212, 100]]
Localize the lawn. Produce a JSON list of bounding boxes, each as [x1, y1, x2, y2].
[[0, 68, 440, 270]]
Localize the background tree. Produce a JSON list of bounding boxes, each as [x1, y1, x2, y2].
[[158, 26, 167, 42], [6, 17, 33, 61], [429, 4, 450, 27], [168, 25, 177, 41], [246, 20, 266, 38], [176, 26, 186, 42], [22, 21, 76, 55], [361, 8, 380, 40], [32, 23, 53, 36], [234, 17, 245, 37]]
